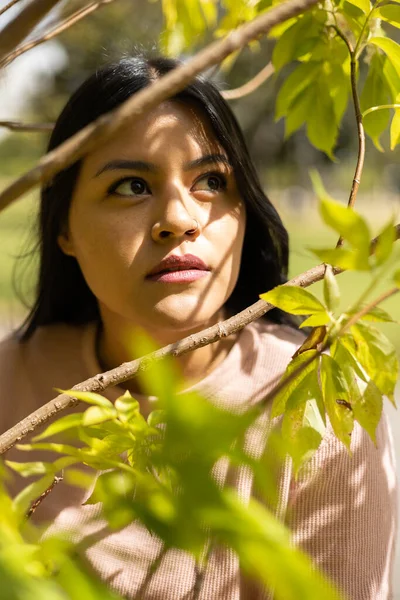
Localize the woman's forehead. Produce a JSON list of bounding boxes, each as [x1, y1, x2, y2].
[[82, 100, 226, 175]]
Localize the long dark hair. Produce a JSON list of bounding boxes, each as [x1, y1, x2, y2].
[[20, 55, 292, 341]]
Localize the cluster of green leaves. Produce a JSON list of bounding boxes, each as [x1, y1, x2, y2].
[[273, 0, 400, 156], [261, 191, 400, 473], [159, 0, 400, 156], [5, 351, 342, 600]]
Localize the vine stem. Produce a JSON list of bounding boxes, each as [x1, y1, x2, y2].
[[362, 104, 400, 118], [0, 0, 117, 69], [1, 225, 399, 455], [0, 0, 320, 213]]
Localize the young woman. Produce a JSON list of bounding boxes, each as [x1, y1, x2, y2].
[[0, 56, 396, 599]]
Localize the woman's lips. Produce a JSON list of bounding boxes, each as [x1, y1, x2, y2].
[[146, 254, 210, 283], [147, 269, 210, 283]]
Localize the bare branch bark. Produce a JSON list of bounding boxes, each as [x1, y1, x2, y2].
[[0, 0, 62, 63], [0, 0, 320, 214], [0, 120, 53, 132], [0, 0, 117, 69], [0, 0, 22, 19], [221, 62, 274, 100]]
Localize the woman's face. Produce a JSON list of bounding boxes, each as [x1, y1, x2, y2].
[[58, 101, 246, 340]]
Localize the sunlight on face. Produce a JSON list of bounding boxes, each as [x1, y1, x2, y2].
[[58, 101, 246, 340]]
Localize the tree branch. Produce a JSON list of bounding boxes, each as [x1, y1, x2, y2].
[[221, 61, 274, 100], [333, 26, 365, 248], [0, 0, 62, 64], [0, 120, 53, 132], [0, 0, 23, 19], [0, 0, 117, 69], [0, 0, 320, 214]]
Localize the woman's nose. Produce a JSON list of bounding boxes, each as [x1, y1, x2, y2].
[[151, 193, 201, 243]]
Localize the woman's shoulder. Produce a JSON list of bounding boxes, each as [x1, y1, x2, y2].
[[246, 319, 305, 363]]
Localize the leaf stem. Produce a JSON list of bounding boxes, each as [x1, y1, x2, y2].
[[362, 104, 400, 118], [340, 287, 399, 335]]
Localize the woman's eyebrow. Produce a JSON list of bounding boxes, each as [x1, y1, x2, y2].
[[184, 154, 232, 171], [94, 153, 231, 178], [95, 160, 157, 177]]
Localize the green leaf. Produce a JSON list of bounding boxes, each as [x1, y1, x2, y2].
[[323, 264, 340, 313], [5, 460, 53, 477], [33, 413, 83, 441], [390, 109, 400, 149], [360, 53, 392, 150], [394, 269, 400, 287], [351, 322, 398, 403], [369, 37, 400, 79], [332, 341, 382, 443], [260, 285, 326, 315], [347, 305, 395, 323], [275, 62, 319, 120], [306, 77, 338, 158], [55, 389, 114, 408], [299, 313, 330, 328], [378, 4, 400, 28], [284, 85, 316, 138], [319, 197, 371, 250], [270, 351, 319, 418], [309, 247, 370, 271], [345, 0, 370, 14], [320, 355, 354, 449], [272, 13, 322, 72], [374, 220, 396, 265], [82, 405, 117, 426]]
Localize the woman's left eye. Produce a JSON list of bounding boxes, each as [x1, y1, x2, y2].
[[108, 177, 150, 197], [193, 173, 227, 193]]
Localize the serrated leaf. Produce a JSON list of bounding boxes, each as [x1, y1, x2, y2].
[[324, 264, 340, 312], [55, 389, 114, 408], [260, 285, 326, 315], [310, 247, 370, 271], [390, 109, 400, 149], [320, 355, 354, 449], [82, 405, 117, 426], [270, 351, 319, 418], [299, 313, 330, 328], [369, 37, 400, 78], [33, 413, 83, 441], [351, 322, 398, 403], [319, 197, 371, 250]]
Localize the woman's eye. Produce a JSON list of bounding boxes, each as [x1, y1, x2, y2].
[[109, 178, 150, 197], [193, 173, 227, 193]]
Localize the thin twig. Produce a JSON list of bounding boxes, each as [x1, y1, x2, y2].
[[0, 0, 321, 214], [0, 0, 117, 69], [332, 26, 365, 248], [340, 287, 399, 335], [0, 120, 53, 132], [26, 473, 63, 518], [362, 104, 400, 119], [1, 224, 399, 455], [221, 61, 274, 100], [0, 0, 61, 64], [0, 0, 22, 19]]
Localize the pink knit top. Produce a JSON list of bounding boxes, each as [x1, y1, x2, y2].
[[0, 320, 396, 599]]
